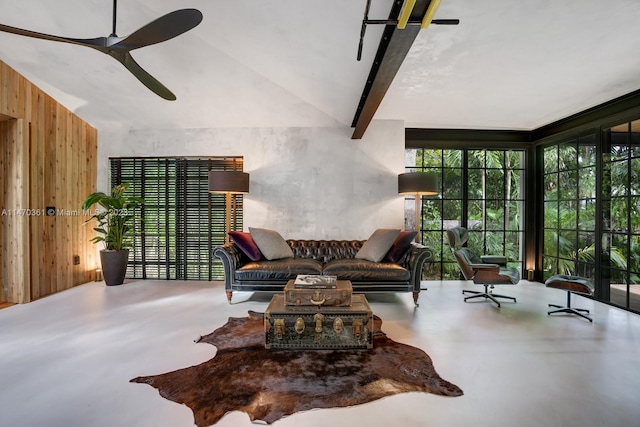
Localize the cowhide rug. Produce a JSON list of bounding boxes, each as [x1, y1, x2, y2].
[[131, 311, 463, 426]]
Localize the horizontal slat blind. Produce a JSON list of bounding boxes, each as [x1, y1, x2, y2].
[[110, 156, 243, 280]]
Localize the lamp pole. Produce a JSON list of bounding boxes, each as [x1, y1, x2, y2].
[[415, 192, 421, 238], [208, 170, 250, 243], [398, 171, 438, 242], [225, 192, 232, 243]]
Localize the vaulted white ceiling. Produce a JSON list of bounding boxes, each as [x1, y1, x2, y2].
[[1, 0, 640, 134]]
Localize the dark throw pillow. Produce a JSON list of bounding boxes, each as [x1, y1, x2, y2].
[[383, 230, 418, 262], [228, 231, 264, 261]]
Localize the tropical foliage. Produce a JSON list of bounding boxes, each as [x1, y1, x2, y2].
[[408, 148, 525, 279], [82, 183, 145, 251], [408, 140, 638, 287], [542, 136, 637, 284]]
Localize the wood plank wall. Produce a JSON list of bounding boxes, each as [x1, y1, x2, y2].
[[0, 60, 98, 303]]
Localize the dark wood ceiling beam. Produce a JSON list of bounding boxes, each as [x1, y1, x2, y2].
[[351, 0, 433, 139]]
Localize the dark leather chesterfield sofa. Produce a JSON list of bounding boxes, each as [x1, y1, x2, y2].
[[213, 239, 432, 305]]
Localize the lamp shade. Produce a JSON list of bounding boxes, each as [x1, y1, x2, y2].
[[398, 172, 438, 195], [208, 171, 250, 194]]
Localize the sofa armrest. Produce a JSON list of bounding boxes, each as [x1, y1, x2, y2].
[[404, 242, 433, 291], [213, 242, 246, 290]]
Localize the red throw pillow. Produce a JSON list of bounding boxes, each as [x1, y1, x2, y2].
[[228, 231, 264, 261], [383, 230, 418, 262]]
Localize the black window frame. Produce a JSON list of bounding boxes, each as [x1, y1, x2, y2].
[[406, 147, 526, 280]]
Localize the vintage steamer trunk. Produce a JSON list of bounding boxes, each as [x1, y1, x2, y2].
[[265, 294, 373, 350], [284, 279, 352, 307]]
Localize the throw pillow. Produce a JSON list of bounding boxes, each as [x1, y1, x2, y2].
[[383, 230, 418, 262], [228, 231, 264, 261], [355, 229, 401, 262], [249, 227, 294, 260]]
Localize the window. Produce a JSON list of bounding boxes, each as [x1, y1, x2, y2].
[[602, 120, 640, 311], [542, 122, 640, 313], [405, 148, 525, 279], [542, 135, 598, 281], [110, 157, 244, 281]]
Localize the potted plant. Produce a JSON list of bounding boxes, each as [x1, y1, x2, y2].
[[82, 183, 144, 286]]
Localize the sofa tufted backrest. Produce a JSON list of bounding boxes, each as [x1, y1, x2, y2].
[[286, 240, 365, 263]]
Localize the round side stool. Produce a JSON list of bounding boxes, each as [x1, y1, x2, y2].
[[544, 274, 594, 322]]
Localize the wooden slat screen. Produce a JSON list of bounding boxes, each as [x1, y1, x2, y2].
[[110, 156, 244, 280]]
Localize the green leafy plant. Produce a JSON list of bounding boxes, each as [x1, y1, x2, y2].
[[82, 183, 144, 251]]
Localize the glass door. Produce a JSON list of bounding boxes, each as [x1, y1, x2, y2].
[[601, 120, 640, 312]]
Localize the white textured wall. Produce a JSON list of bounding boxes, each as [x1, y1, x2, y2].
[[98, 120, 405, 240]]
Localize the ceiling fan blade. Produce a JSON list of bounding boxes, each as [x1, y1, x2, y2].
[[0, 22, 106, 47], [111, 9, 203, 50], [0, 6, 199, 101], [120, 52, 176, 100]]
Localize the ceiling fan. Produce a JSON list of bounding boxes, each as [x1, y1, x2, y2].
[[0, 0, 203, 100]]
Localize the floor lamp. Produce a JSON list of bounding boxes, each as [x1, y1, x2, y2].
[[398, 172, 439, 237], [208, 171, 250, 243]]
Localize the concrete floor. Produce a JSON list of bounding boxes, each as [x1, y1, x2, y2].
[[1, 279, 639, 427]]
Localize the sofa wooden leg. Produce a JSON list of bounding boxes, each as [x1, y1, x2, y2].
[[413, 291, 420, 307], [226, 291, 233, 304]]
